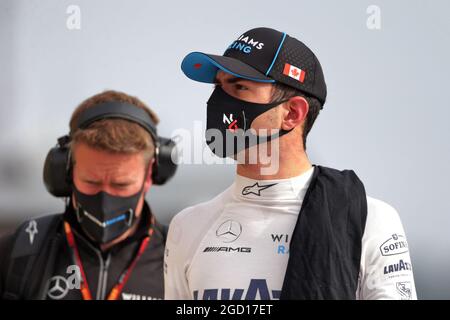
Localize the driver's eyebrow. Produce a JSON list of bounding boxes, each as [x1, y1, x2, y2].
[[213, 76, 246, 85], [111, 178, 136, 185]]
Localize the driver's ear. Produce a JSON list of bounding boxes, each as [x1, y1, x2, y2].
[[281, 96, 309, 131], [143, 158, 155, 193]]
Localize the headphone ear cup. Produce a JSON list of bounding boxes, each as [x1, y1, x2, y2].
[[152, 136, 178, 185], [43, 138, 72, 197]]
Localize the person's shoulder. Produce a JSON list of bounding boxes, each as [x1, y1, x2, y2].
[[170, 186, 232, 225], [166, 187, 232, 249], [0, 231, 15, 260], [366, 196, 403, 226], [0, 230, 14, 245], [2, 213, 64, 252], [363, 196, 407, 243], [0, 230, 15, 291], [1, 213, 63, 245]]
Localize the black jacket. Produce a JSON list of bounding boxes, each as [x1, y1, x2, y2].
[[0, 201, 166, 300], [280, 165, 367, 299]]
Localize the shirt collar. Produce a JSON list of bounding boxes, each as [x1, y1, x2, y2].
[[233, 166, 315, 201]]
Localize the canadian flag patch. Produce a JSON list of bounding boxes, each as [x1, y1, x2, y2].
[[283, 63, 306, 83]]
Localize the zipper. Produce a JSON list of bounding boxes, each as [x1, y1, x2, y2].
[[72, 229, 111, 300], [99, 253, 111, 300]]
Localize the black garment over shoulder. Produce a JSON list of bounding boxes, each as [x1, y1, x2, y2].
[[0, 201, 166, 300], [280, 165, 368, 300]]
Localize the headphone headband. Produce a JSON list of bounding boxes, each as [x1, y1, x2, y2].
[[74, 101, 157, 139], [44, 100, 177, 197]]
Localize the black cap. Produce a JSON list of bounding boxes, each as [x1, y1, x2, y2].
[[181, 27, 327, 105]]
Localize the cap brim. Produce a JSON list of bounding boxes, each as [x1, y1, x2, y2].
[[181, 52, 275, 84]]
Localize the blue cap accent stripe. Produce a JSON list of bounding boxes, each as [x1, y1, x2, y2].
[[265, 32, 287, 76]]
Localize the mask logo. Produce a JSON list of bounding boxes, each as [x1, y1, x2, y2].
[[242, 182, 277, 196], [206, 87, 290, 159], [82, 209, 130, 228], [222, 113, 239, 131]]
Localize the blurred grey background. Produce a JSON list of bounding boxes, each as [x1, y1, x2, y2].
[[0, 0, 449, 299]]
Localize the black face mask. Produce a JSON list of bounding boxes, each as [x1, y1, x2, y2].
[[206, 86, 291, 158], [73, 184, 144, 244]]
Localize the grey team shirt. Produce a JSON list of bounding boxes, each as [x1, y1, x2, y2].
[[164, 167, 417, 300]]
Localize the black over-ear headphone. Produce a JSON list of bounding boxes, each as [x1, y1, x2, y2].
[[43, 101, 178, 197]]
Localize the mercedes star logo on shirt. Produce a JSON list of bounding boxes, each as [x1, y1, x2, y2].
[[47, 275, 69, 300], [216, 220, 242, 243]]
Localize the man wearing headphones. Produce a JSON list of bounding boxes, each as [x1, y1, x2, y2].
[[164, 27, 417, 300], [0, 90, 177, 300]]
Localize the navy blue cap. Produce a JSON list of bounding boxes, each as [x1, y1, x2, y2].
[[181, 27, 327, 105]]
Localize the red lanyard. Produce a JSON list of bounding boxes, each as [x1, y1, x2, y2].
[[64, 218, 154, 300]]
